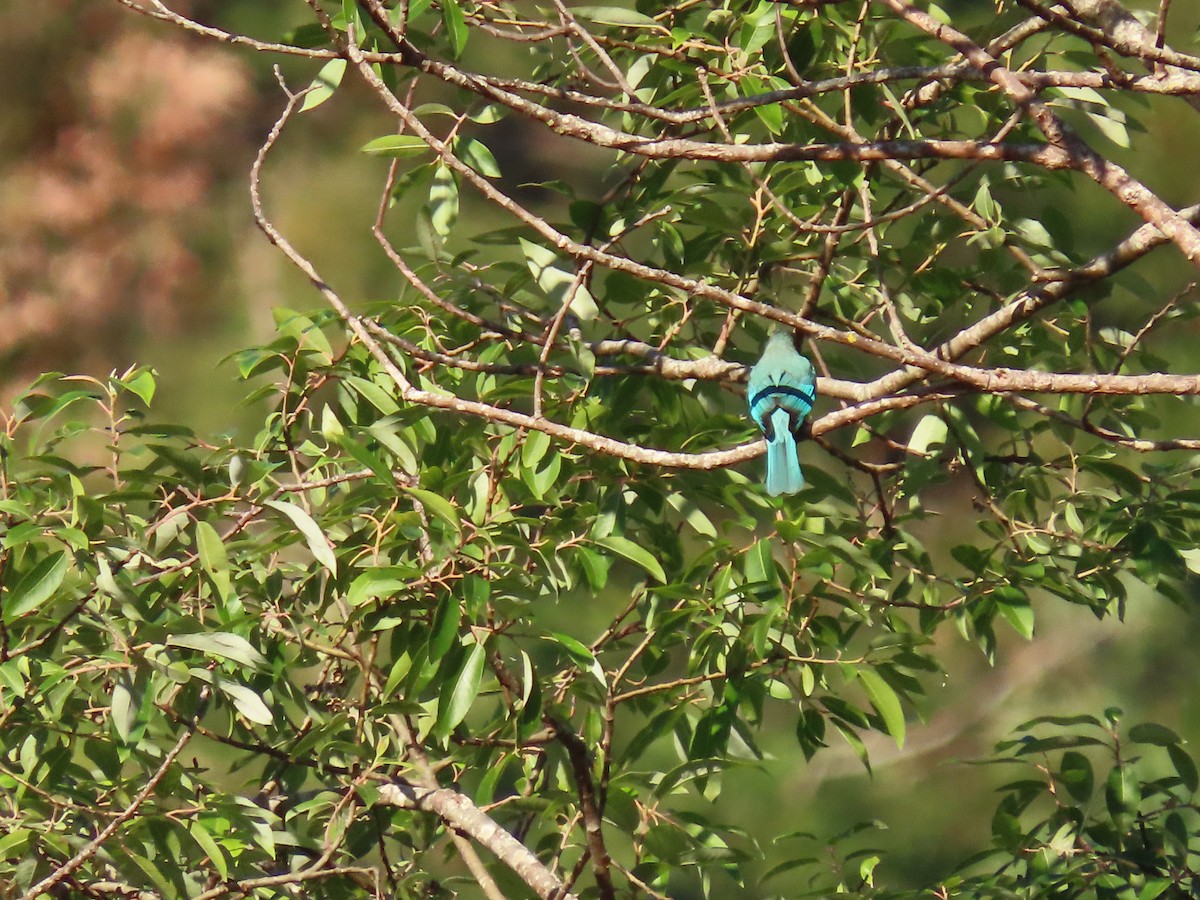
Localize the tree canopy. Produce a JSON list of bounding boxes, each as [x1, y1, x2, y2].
[[4, 0, 1200, 897]]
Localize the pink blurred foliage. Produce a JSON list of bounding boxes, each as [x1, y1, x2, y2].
[[0, 2, 253, 381]]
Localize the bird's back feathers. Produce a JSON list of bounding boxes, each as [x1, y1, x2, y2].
[[747, 331, 816, 496]]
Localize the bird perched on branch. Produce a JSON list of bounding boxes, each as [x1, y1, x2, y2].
[[747, 330, 816, 496]]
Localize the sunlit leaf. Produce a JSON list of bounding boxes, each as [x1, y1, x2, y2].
[[167, 632, 268, 672], [360, 134, 432, 158], [264, 499, 338, 575], [858, 668, 905, 750], [593, 535, 666, 583], [3, 551, 69, 622], [436, 640, 486, 736]]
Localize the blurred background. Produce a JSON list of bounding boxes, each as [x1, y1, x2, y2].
[[5, 0, 1200, 890]]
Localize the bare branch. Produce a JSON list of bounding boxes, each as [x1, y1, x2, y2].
[[877, 0, 1200, 264], [378, 782, 580, 900]]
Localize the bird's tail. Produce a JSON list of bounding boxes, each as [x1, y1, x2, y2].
[[765, 409, 804, 496]]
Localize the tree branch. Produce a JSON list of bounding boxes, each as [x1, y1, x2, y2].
[[20, 692, 205, 900], [876, 0, 1200, 265], [377, 781, 580, 900]]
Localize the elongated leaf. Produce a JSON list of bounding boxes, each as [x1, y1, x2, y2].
[[167, 632, 268, 672], [110, 674, 137, 743], [3, 551, 69, 622], [909, 415, 947, 456], [859, 668, 906, 749], [403, 487, 461, 537], [360, 134, 431, 158], [215, 678, 274, 725], [346, 566, 418, 606], [336, 431, 394, 484], [189, 821, 229, 879], [1106, 763, 1137, 826], [122, 368, 157, 406], [1058, 750, 1094, 804], [264, 500, 337, 575], [833, 718, 871, 772], [571, 6, 660, 27], [548, 631, 606, 686], [427, 594, 462, 660], [1169, 742, 1198, 791], [519, 238, 598, 320], [456, 136, 500, 178], [343, 375, 401, 414], [593, 535, 666, 583], [522, 430, 551, 470], [436, 640, 486, 736], [442, 0, 468, 58], [667, 492, 717, 538], [300, 58, 346, 112], [428, 164, 459, 238], [195, 521, 231, 602], [996, 598, 1034, 640], [1129, 722, 1181, 746]]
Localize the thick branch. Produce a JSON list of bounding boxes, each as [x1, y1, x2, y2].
[[378, 782, 579, 900], [547, 717, 615, 900], [875, 0, 1200, 264], [859, 202, 1200, 399]]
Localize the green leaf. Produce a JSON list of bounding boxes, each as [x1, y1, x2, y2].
[[360, 134, 431, 158], [1105, 763, 1137, 826], [213, 677, 274, 725], [436, 640, 486, 736], [908, 415, 947, 456], [403, 487, 461, 537], [743, 538, 776, 586], [122, 367, 157, 406], [550, 631, 594, 665], [1058, 750, 1094, 804], [1128, 722, 1181, 746], [264, 499, 338, 576], [1139, 878, 1175, 900], [428, 164, 459, 239], [195, 521, 231, 603], [858, 668, 905, 749], [3, 551, 69, 622], [336, 431, 394, 484], [347, 566, 417, 606], [741, 74, 783, 135], [524, 453, 561, 500], [571, 6, 660, 27], [832, 719, 871, 773], [0, 828, 31, 859], [666, 492, 717, 538], [996, 597, 1034, 640], [189, 821, 229, 879], [300, 58, 346, 111], [519, 238, 598, 321], [427, 594, 462, 660], [1168, 743, 1198, 791], [110, 673, 139, 743], [343, 375, 401, 415], [522, 430, 551, 470], [442, 0, 468, 58], [456, 136, 500, 178], [167, 633, 268, 672], [548, 631, 606, 686], [593, 535, 667, 583]]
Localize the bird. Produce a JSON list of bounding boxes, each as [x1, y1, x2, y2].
[[747, 330, 816, 496]]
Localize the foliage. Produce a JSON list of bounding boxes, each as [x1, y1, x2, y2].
[[4, 0, 1200, 897]]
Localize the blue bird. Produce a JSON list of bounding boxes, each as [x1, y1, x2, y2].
[[747, 330, 816, 496]]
